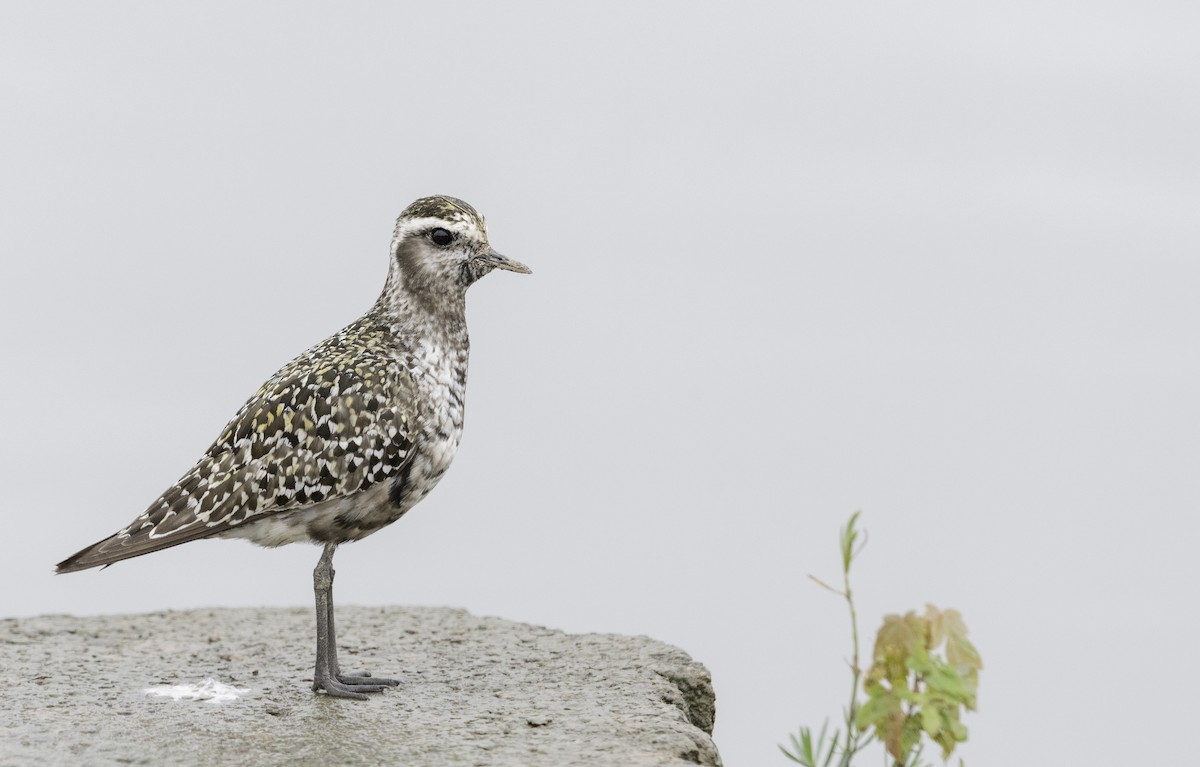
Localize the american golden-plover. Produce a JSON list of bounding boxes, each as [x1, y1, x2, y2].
[[58, 195, 530, 699]]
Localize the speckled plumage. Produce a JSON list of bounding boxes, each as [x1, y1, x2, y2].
[[58, 195, 527, 573]]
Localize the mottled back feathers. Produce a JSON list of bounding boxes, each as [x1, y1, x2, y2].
[[57, 311, 419, 571]]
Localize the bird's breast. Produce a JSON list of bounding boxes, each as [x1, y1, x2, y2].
[[387, 338, 468, 515]]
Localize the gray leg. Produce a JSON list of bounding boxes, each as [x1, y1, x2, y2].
[[325, 545, 400, 688], [312, 543, 394, 699]]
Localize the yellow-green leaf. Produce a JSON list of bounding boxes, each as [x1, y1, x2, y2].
[[921, 705, 943, 735], [924, 603, 945, 648], [871, 612, 927, 685], [943, 610, 982, 666]]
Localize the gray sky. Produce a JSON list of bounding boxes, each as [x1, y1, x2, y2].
[[2, 2, 1198, 765]]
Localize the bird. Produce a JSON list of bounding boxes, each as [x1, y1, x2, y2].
[[56, 195, 531, 700]]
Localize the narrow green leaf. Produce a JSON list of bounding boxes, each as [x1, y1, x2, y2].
[[778, 743, 805, 764], [840, 513, 859, 572], [818, 721, 840, 767]]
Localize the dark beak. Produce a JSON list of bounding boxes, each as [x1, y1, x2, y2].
[[479, 247, 532, 274]]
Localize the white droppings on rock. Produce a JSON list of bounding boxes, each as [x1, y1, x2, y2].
[[144, 678, 250, 703]]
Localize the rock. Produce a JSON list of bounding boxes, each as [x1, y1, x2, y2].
[[0, 606, 721, 766]]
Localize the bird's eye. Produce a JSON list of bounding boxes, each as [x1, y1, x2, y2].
[[429, 228, 454, 246]]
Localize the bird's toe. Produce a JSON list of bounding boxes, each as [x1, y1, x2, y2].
[[337, 671, 401, 687]]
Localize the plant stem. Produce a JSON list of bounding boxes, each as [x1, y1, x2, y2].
[[842, 539, 861, 763]]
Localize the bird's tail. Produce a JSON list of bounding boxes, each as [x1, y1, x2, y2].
[[56, 534, 131, 573], [56, 524, 227, 574]]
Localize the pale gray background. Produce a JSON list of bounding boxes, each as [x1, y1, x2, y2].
[[2, 2, 1197, 765]]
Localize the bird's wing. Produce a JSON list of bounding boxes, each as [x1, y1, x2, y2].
[[56, 349, 418, 572]]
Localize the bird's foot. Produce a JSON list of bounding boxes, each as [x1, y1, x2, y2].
[[336, 670, 401, 687], [312, 671, 394, 700]]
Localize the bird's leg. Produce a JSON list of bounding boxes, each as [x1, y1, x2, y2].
[[312, 543, 392, 699], [323, 543, 400, 688]]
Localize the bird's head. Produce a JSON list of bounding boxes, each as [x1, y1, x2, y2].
[[386, 196, 530, 310]]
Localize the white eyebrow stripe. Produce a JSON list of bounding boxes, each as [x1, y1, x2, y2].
[[393, 216, 481, 240]]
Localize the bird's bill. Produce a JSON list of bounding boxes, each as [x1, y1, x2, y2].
[[479, 247, 532, 274]]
